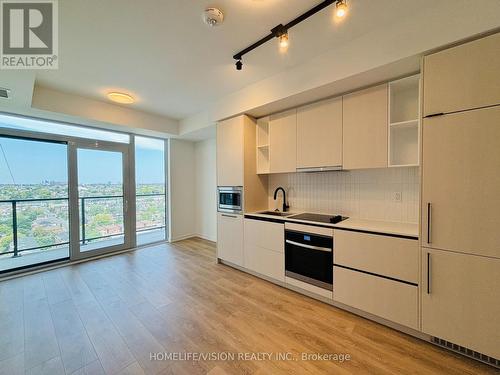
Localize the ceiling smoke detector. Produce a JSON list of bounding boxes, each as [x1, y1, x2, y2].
[[203, 7, 224, 27]]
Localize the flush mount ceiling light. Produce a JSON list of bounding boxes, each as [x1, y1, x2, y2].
[[233, 0, 348, 70], [107, 92, 134, 104]]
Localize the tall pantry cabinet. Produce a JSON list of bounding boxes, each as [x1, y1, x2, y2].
[[216, 115, 268, 266], [420, 32, 500, 359]]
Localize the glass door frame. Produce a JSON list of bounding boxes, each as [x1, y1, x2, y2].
[[68, 138, 136, 260], [0, 125, 137, 267]]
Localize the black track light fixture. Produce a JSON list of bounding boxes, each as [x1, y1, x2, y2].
[[233, 0, 349, 70]]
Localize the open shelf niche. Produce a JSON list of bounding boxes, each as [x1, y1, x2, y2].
[[256, 116, 270, 174], [388, 74, 420, 167]]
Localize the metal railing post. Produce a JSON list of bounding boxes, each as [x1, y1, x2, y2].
[[12, 201, 19, 257], [81, 197, 86, 244]]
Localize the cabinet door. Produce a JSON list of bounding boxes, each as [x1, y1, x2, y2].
[[423, 32, 500, 116], [269, 109, 297, 173], [217, 117, 243, 186], [342, 84, 388, 170], [297, 97, 342, 169], [244, 219, 284, 252], [422, 248, 500, 359], [244, 219, 284, 281], [217, 213, 243, 266], [422, 106, 500, 258]]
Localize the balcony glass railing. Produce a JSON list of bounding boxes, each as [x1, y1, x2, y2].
[[0, 193, 166, 257]]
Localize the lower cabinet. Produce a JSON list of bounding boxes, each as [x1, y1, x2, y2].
[[334, 266, 418, 330], [421, 248, 500, 359], [243, 218, 284, 282], [333, 229, 419, 329], [217, 213, 243, 266]]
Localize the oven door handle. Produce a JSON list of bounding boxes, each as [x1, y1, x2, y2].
[[285, 239, 332, 252]]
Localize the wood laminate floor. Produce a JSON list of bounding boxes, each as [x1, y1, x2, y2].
[[0, 238, 496, 375]]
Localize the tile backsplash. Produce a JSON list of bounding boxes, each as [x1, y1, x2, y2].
[[268, 167, 420, 224]]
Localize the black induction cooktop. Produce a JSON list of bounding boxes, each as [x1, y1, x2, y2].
[[290, 213, 348, 224]]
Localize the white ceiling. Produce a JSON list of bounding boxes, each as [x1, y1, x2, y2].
[[33, 0, 428, 120]]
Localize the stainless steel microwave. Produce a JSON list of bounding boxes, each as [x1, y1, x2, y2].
[[217, 186, 243, 214]]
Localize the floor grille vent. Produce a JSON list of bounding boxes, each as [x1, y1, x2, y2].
[[0, 88, 10, 99], [431, 337, 499, 368]]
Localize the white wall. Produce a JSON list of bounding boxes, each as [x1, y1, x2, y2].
[[194, 138, 217, 241], [268, 167, 419, 224], [168, 139, 195, 241]]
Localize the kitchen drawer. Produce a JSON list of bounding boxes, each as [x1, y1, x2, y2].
[[334, 266, 418, 330], [334, 230, 418, 284], [244, 218, 284, 252], [244, 244, 284, 282]]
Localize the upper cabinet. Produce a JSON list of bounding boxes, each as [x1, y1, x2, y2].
[[256, 117, 270, 174], [217, 116, 244, 186], [296, 97, 342, 170], [343, 84, 388, 170], [388, 75, 420, 167], [217, 115, 268, 211], [423, 32, 500, 116], [269, 109, 297, 174]]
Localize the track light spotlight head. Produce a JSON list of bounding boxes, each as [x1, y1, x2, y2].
[[336, 0, 348, 18], [235, 59, 243, 71], [279, 32, 289, 49]]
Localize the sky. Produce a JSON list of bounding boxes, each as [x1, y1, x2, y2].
[[0, 136, 165, 185]]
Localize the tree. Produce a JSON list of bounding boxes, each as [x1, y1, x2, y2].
[[0, 234, 13, 253]]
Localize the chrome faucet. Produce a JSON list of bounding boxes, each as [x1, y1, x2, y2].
[[273, 186, 289, 212]]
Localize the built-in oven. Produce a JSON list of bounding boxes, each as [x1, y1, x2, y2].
[[217, 186, 243, 214], [285, 229, 333, 290]]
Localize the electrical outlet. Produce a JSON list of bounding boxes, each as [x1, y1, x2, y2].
[[393, 191, 402, 202]]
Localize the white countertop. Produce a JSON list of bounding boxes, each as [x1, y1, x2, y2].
[[244, 212, 419, 238]]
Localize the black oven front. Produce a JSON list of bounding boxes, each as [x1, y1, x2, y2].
[[285, 229, 333, 290]]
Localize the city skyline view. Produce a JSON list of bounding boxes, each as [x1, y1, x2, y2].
[[0, 136, 165, 185]]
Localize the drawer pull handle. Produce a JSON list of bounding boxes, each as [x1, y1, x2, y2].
[[427, 202, 432, 244], [427, 252, 431, 294], [285, 239, 331, 252]]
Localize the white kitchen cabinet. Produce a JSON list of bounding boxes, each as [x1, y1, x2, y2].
[[244, 218, 284, 282], [217, 116, 244, 186], [421, 106, 500, 259], [216, 115, 268, 212], [217, 213, 243, 266], [342, 84, 388, 170], [269, 109, 297, 173], [388, 75, 420, 167], [334, 266, 418, 330], [423, 32, 500, 116], [421, 248, 500, 359], [296, 97, 342, 169], [334, 230, 419, 284]]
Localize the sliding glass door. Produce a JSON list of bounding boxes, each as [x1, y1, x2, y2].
[[70, 141, 132, 259]]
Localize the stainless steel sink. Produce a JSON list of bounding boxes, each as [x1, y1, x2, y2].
[[258, 211, 294, 217]]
